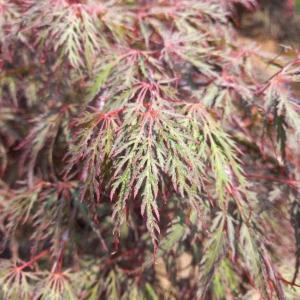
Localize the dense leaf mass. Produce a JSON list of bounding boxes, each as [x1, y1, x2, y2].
[[1, 0, 300, 299]]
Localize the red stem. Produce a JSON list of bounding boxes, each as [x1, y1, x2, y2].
[[17, 249, 49, 271], [278, 275, 300, 288], [246, 173, 300, 188]]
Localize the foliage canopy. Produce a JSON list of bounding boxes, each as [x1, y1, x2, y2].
[[1, 0, 300, 299]]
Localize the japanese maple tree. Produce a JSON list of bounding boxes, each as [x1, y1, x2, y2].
[[1, 0, 300, 299]]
